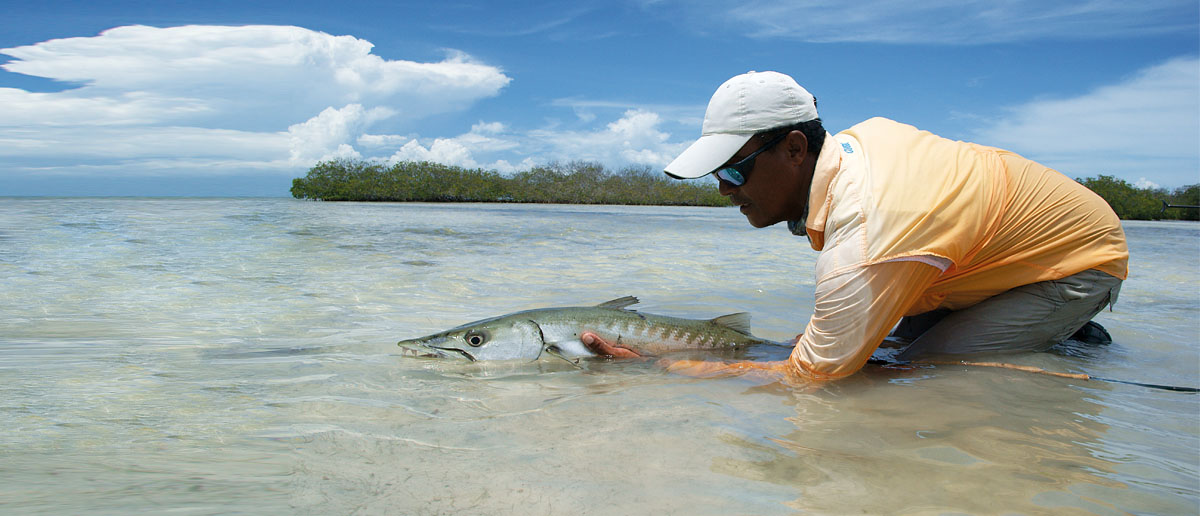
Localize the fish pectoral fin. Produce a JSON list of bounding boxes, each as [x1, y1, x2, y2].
[[594, 296, 639, 311], [710, 312, 753, 335], [544, 345, 583, 368]]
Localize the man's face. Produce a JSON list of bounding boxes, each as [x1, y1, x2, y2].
[[716, 131, 809, 228]]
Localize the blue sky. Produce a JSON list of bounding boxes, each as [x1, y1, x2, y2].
[[1, 0, 1197, 196]]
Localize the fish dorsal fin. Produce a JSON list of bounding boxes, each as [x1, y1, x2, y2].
[[595, 296, 639, 310], [710, 313, 752, 335]]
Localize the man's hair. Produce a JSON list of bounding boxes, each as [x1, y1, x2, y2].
[[758, 118, 825, 159]]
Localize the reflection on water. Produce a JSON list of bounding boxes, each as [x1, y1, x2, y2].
[[0, 198, 1196, 514], [730, 372, 1130, 515]]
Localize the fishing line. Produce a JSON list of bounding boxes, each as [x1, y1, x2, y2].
[[903, 360, 1199, 393]]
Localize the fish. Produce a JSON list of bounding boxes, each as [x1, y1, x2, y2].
[[397, 296, 772, 362]]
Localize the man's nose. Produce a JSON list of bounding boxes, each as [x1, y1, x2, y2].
[[717, 177, 736, 196]]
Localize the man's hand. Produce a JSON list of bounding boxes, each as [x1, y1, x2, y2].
[[580, 332, 642, 358]]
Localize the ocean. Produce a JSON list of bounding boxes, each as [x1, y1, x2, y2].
[[1, 197, 1197, 514]]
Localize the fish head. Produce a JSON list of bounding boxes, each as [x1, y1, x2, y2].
[[398, 316, 546, 361]]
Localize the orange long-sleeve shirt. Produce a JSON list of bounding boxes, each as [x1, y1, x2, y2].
[[791, 117, 1129, 379]]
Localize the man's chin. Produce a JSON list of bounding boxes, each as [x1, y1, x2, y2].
[[743, 211, 782, 228], [740, 201, 806, 229]]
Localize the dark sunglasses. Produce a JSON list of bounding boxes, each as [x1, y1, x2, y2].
[[713, 132, 788, 186]]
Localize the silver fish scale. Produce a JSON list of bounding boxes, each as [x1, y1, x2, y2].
[[537, 307, 765, 354]]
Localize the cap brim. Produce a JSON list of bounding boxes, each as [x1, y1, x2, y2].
[[664, 133, 752, 179]]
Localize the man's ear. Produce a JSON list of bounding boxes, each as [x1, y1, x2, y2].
[[785, 130, 809, 165]]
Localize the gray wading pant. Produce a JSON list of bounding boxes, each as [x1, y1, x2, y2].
[[893, 268, 1123, 360]]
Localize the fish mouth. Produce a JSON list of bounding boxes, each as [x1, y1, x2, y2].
[[397, 341, 476, 361], [431, 346, 476, 361]]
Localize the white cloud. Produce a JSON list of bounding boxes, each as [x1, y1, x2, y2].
[[390, 138, 474, 166], [650, 0, 1195, 44], [434, 7, 594, 39], [385, 140, 533, 174], [0, 87, 211, 127], [285, 104, 393, 163], [0, 125, 288, 160], [471, 121, 507, 134], [456, 123, 521, 154], [973, 56, 1200, 187], [0, 25, 707, 184], [380, 119, 533, 172], [574, 109, 597, 123], [367, 109, 686, 174], [1, 25, 510, 127], [0, 25, 510, 176], [551, 97, 705, 127], [1135, 178, 1161, 190], [357, 133, 409, 149], [528, 109, 686, 167]]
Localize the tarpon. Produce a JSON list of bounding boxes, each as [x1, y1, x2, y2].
[[397, 296, 771, 362]]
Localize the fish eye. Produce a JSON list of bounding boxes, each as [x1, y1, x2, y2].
[[465, 331, 487, 347]]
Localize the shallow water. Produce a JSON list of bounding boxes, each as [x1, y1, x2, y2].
[[1, 198, 1197, 515]]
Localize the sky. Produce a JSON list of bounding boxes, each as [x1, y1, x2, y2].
[[1, 0, 1197, 197]]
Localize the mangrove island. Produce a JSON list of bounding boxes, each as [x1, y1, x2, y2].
[[291, 159, 1198, 221]]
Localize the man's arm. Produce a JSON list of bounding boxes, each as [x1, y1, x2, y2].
[[790, 259, 942, 379]]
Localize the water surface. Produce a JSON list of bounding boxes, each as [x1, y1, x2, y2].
[[1, 198, 1196, 514]]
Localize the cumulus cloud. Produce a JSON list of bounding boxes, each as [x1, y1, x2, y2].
[[0, 24, 687, 181], [1, 25, 511, 127], [285, 104, 396, 163], [529, 109, 685, 167], [384, 121, 531, 172], [651, 0, 1196, 44], [373, 109, 688, 174], [356, 133, 409, 149], [390, 139, 476, 166], [0, 25, 510, 175], [1134, 178, 1161, 190], [973, 56, 1199, 187]]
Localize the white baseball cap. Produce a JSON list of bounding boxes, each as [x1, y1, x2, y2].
[[665, 71, 818, 179]]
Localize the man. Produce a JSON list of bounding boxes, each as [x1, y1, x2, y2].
[[583, 70, 1128, 381]]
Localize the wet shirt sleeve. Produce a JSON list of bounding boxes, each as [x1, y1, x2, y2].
[[790, 260, 943, 380]]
